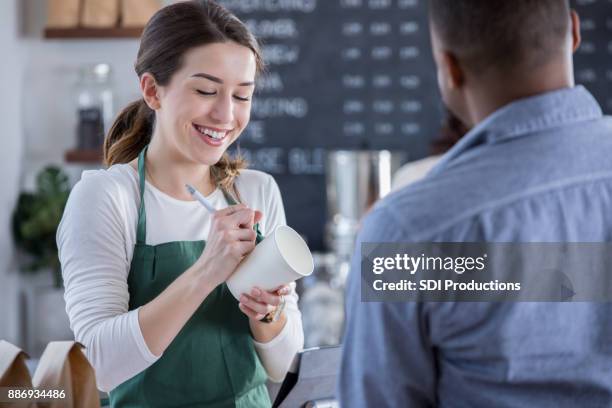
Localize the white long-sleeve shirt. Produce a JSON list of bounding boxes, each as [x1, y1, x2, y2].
[[57, 164, 304, 392]]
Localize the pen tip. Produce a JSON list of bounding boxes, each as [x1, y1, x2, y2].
[[185, 184, 195, 194]]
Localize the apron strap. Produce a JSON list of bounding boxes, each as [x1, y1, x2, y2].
[[136, 146, 148, 245], [220, 188, 238, 206], [220, 188, 264, 244]]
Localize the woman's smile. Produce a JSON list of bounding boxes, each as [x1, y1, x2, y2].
[[192, 123, 232, 147]]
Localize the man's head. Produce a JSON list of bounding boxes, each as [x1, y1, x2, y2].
[[429, 0, 580, 126]]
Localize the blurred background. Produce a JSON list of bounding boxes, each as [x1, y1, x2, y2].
[[0, 0, 610, 359]]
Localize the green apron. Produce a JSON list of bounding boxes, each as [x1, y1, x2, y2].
[[109, 147, 271, 407]]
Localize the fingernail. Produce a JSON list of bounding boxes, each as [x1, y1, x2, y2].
[[252, 288, 261, 296]]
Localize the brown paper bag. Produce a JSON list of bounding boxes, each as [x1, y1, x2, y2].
[[120, 0, 161, 27], [0, 340, 36, 407], [46, 0, 81, 28], [32, 342, 100, 408], [81, 0, 120, 28]]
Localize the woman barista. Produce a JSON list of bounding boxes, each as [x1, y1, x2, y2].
[[57, 1, 304, 406]]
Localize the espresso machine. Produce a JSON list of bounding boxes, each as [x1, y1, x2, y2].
[[300, 150, 405, 347], [325, 150, 405, 264]]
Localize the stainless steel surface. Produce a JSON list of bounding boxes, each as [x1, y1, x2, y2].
[[325, 150, 406, 257], [305, 399, 339, 408], [299, 252, 346, 348], [301, 151, 406, 349]]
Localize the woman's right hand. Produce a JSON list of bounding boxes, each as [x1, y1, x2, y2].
[[196, 204, 263, 288]]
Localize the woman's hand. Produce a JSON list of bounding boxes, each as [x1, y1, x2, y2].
[[238, 285, 291, 321], [138, 205, 262, 358], [195, 204, 262, 288]]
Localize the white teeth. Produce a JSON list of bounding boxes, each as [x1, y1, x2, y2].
[[195, 125, 226, 140]]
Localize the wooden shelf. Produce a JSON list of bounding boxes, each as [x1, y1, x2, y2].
[[64, 149, 103, 164], [44, 27, 144, 39]]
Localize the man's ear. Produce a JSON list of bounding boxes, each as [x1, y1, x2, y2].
[[441, 51, 465, 90], [140, 73, 161, 110], [570, 9, 581, 53]]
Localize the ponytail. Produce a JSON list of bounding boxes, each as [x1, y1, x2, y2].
[[211, 152, 247, 194], [103, 99, 153, 166]]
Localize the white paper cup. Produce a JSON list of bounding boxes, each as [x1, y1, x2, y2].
[[226, 225, 314, 300]]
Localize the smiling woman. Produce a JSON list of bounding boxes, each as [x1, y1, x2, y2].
[[138, 40, 257, 181], [104, 1, 264, 194], [56, 1, 304, 407]]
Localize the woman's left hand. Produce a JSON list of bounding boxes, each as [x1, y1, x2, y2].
[[238, 284, 291, 321]]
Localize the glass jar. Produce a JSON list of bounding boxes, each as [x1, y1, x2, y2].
[[75, 63, 114, 150]]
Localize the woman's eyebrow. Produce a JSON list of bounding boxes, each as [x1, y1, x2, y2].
[[191, 72, 254, 86]]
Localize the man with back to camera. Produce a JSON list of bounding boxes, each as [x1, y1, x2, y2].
[[338, 0, 612, 407]]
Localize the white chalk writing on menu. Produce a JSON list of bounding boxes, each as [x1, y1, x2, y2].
[[225, 0, 439, 175]]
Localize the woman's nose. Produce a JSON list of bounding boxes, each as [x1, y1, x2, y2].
[[210, 94, 234, 124]]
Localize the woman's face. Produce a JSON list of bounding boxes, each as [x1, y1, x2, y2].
[[151, 41, 257, 165]]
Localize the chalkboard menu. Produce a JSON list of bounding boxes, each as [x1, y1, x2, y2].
[[572, 0, 612, 115], [221, 0, 612, 250]]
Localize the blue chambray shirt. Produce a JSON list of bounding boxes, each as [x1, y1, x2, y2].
[[338, 86, 612, 407]]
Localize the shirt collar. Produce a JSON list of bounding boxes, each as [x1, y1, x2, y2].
[[429, 85, 603, 176]]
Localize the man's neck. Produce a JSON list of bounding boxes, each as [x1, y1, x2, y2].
[[465, 60, 575, 126]]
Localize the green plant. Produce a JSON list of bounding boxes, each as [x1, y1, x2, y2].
[[12, 166, 71, 287]]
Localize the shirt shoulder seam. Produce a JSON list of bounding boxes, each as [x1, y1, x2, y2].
[[389, 171, 612, 241]]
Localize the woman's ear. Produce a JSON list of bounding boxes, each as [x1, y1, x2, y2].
[[140, 73, 161, 110]]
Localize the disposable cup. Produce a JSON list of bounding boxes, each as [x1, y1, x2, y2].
[[226, 225, 314, 300]]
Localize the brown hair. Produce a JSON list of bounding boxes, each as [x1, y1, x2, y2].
[[429, 0, 570, 74], [104, 0, 264, 191]]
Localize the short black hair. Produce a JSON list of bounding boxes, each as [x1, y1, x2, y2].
[[429, 0, 571, 73]]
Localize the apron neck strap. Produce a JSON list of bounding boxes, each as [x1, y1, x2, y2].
[[220, 185, 264, 243], [220, 188, 238, 206], [136, 146, 148, 245]]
